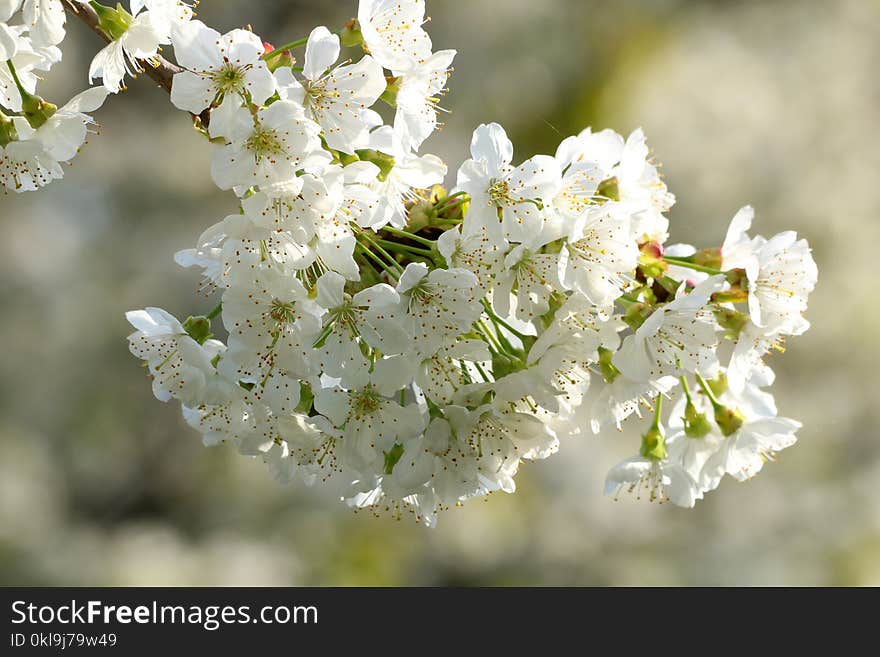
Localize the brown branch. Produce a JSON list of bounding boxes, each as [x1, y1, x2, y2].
[[61, 0, 181, 93]]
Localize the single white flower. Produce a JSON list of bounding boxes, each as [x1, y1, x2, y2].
[[614, 276, 724, 382], [1, 28, 61, 110], [87, 6, 171, 93], [370, 140, 446, 228], [220, 269, 323, 383], [276, 26, 385, 154], [357, 0, 432, 72], [312, 271, 410, 389], [605, 454, 700, 507], [554, 127, 673, 243], [615, 128, 674, 243], [314, 355, 425, 474], [0, 118, 61, 191], [721, 205, 817, 335], [415, 339, 490, 405], [445, 403, 559, 494], [558, 202, 639, 308], [455, 122, 561, 245], [392, 262, 482, 358], [436, 224, 504, 292], [0, 86, 107, 192], [494, 241, 561, 323], [392, 49, 455, 152], [209, 99, 329, 194], [169, 20, 276, 114], [126, 307, 230, 406]]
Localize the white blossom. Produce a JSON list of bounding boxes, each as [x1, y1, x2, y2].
[[169, 20, 275, 114], [357, 0, 432, 72], [277, 26, 385, 154]]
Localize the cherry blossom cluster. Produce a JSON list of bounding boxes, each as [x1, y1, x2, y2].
[[5, 1, 818, 525]]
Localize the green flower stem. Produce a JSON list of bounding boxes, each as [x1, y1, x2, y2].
[[435, 191, 469, 209], [358, 232, 404, 273], [481, 300, 529, 343], [376, 239, 433, 258], [356, 242, 400, 279], [663, 256, 724, 276], [694, 373, 723, 410], [473, 361, 492, 383], [206, 302, 223, 320], [650, 393, 664, 432], [6, 61, 25, 96], [381, 226, 436, 248], [680, 375, 695, 406], [261, 36, 310, 60]]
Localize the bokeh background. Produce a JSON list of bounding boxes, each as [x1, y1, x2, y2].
[[1, 0, 878, 585]]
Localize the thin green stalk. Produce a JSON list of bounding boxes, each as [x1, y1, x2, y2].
[[376, 239, 433, 258], [358, 233, 404, 273], [356, 242, 400, 278], [261, 36, 309, 60], [694, 373, 723, 410], [663, 256, 724, 276], [679, 375, 694, 406], [481, 300, 529, 342], [381, 226, 436, 248], [206, 302, 223, 320], [650, 394, 663, 431]]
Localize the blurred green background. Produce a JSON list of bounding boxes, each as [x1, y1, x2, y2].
[[1, 0, 877, 586]]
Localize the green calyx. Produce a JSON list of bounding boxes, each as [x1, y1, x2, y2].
[[383, 443, 405, 475], [405, 199, 435, 232], [683, 400, 712, 438], [6, 61, 57, 129], [21, 94, 57, 130], [356, 149, 395, 181], [183, 316, 213, 345], [694, 373, 742, 437], [714, 404, 745, 437], [714, 307, 748, 340], [638, 242, 668, 279], [340, 19, 364, 48], [491, 351, 524, 379], [379, 76, 401, 107], [706, 374, 728, 399], [0, 112, 18, 147], [91, 2, 135, 41], [622, 301, 653, 330], [596, 176, 619, 202], [640, 424, 667, 461], [598, 347, 620, 384]]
